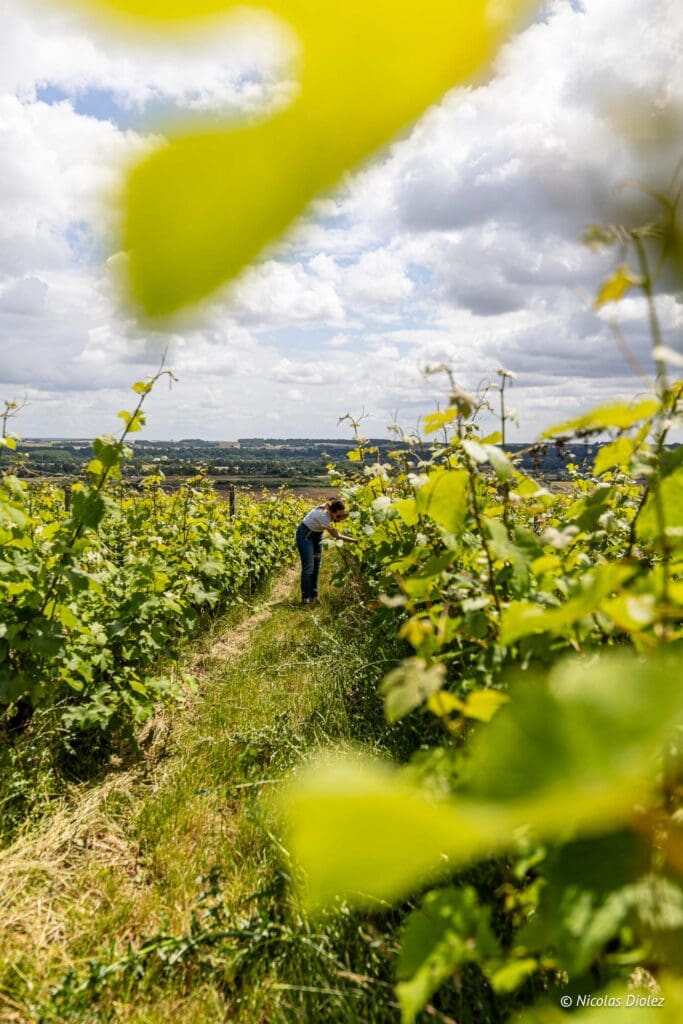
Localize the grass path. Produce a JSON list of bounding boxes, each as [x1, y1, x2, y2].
[[0, 561, 393, 1024]]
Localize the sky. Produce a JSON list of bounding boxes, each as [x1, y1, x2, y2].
[[0, 0, 682, 441]]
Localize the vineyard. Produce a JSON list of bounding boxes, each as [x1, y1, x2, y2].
[[0, 384, 305, 838], [1, 343, 682, 1021], [284, 362, 683, 1021]]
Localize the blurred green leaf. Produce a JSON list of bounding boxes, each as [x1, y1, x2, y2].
[[519, 832, 650, 975], [282, 650, 683, 907], [380, 659, 445, 722], [422, 409, 458, 435], [462, 688, 510, 722], [396, 887, 500, 1023], [637, 466, 683, 547], [487, 957, 538, 994], [594, 264, 643, 308], [500, 563, 634, 644], [467, 650, 682, 809], [542, 399, 660, 438], [70, 0, 530, 315], [594, 437, 637, 475], [282, 756, 504, 907], [391, 498, 420, 526], [600, 593, 655, 633]]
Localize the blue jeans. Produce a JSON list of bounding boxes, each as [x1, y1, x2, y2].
[[296, 522, 322, 601]]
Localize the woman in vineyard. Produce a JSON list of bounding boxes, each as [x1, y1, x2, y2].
[[296, 499, 357, 605]]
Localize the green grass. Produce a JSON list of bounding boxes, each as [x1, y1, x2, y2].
[[0, 563, 407, 1024]]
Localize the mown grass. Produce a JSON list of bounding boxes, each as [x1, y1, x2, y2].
[[1, 563, 412, 1024]]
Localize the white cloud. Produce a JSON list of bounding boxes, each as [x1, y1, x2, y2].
[[2, 0, 295, 116], [344, 249, 414, 309], [326, 333, 351, 348], [227, 260, 346, 326], [0, 276, 49, 315], [0, 0, 681, 441]]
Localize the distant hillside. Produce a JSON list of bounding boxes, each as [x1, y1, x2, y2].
[[9, 437, 680, 483]]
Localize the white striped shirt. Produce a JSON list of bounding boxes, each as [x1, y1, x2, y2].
[[302, 507, 331, 532]]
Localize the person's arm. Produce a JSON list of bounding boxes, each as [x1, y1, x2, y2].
[[324, 525, 358, 543]]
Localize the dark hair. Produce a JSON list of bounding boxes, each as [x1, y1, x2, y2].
[[327, 499, 346, 514]]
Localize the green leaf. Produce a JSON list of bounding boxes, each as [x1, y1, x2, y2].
[[488, 519, 533, 593], [379, 659, 445, 722], [391, 498, 419, 526], [72, 0, 529, 315], [281, 756, 503, 907], [86, 458, 105, 480], [547, 831, 651, 898], [461, 689, 509, 722], [500, 562, 634, 644], [593, 436, 636, 475], [427, 690, 466, 717], [422, 409, 458, 434], [487, 958, 538, 994], [566, 484, 615, 532], [542, 398, 660, 438], [400, 551, 457, 599], [396, 887, 500, 1024], [55, 605, 80, 630], [466, 650, 683, 813], [429, 689, 509, 723], [282, 649, 683, 907], [628, 874, 683, 937], [519, 832, 650, 975], [594, 264, 643, 308], [70, 490, 108, 531], [132, 380, 153, 394], [600, 593, 655, 633], [92, 435, 122, 468], [415, 469, 468, 535], [0, 501, 29, 528], [637, 465, 683, 547], [117, 409, 146, 433], [1, 475, 26, 499]]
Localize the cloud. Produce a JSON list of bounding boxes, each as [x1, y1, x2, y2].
[[0, 276, 48, 315], [326, 333, 351, 348], [0, 0, 681, 441], [0, 92, 148, 280], [344, 249, 414, 308], [2, 0, 295, 120], [227, 260, 346, 326]]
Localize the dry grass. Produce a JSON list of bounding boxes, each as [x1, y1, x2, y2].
[[0, 770, 146, 1021]]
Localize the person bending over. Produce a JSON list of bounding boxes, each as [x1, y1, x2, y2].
[[295, 499, 357, 605]]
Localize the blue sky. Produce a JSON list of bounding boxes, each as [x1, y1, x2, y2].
[[0, 0, 682, 441]]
